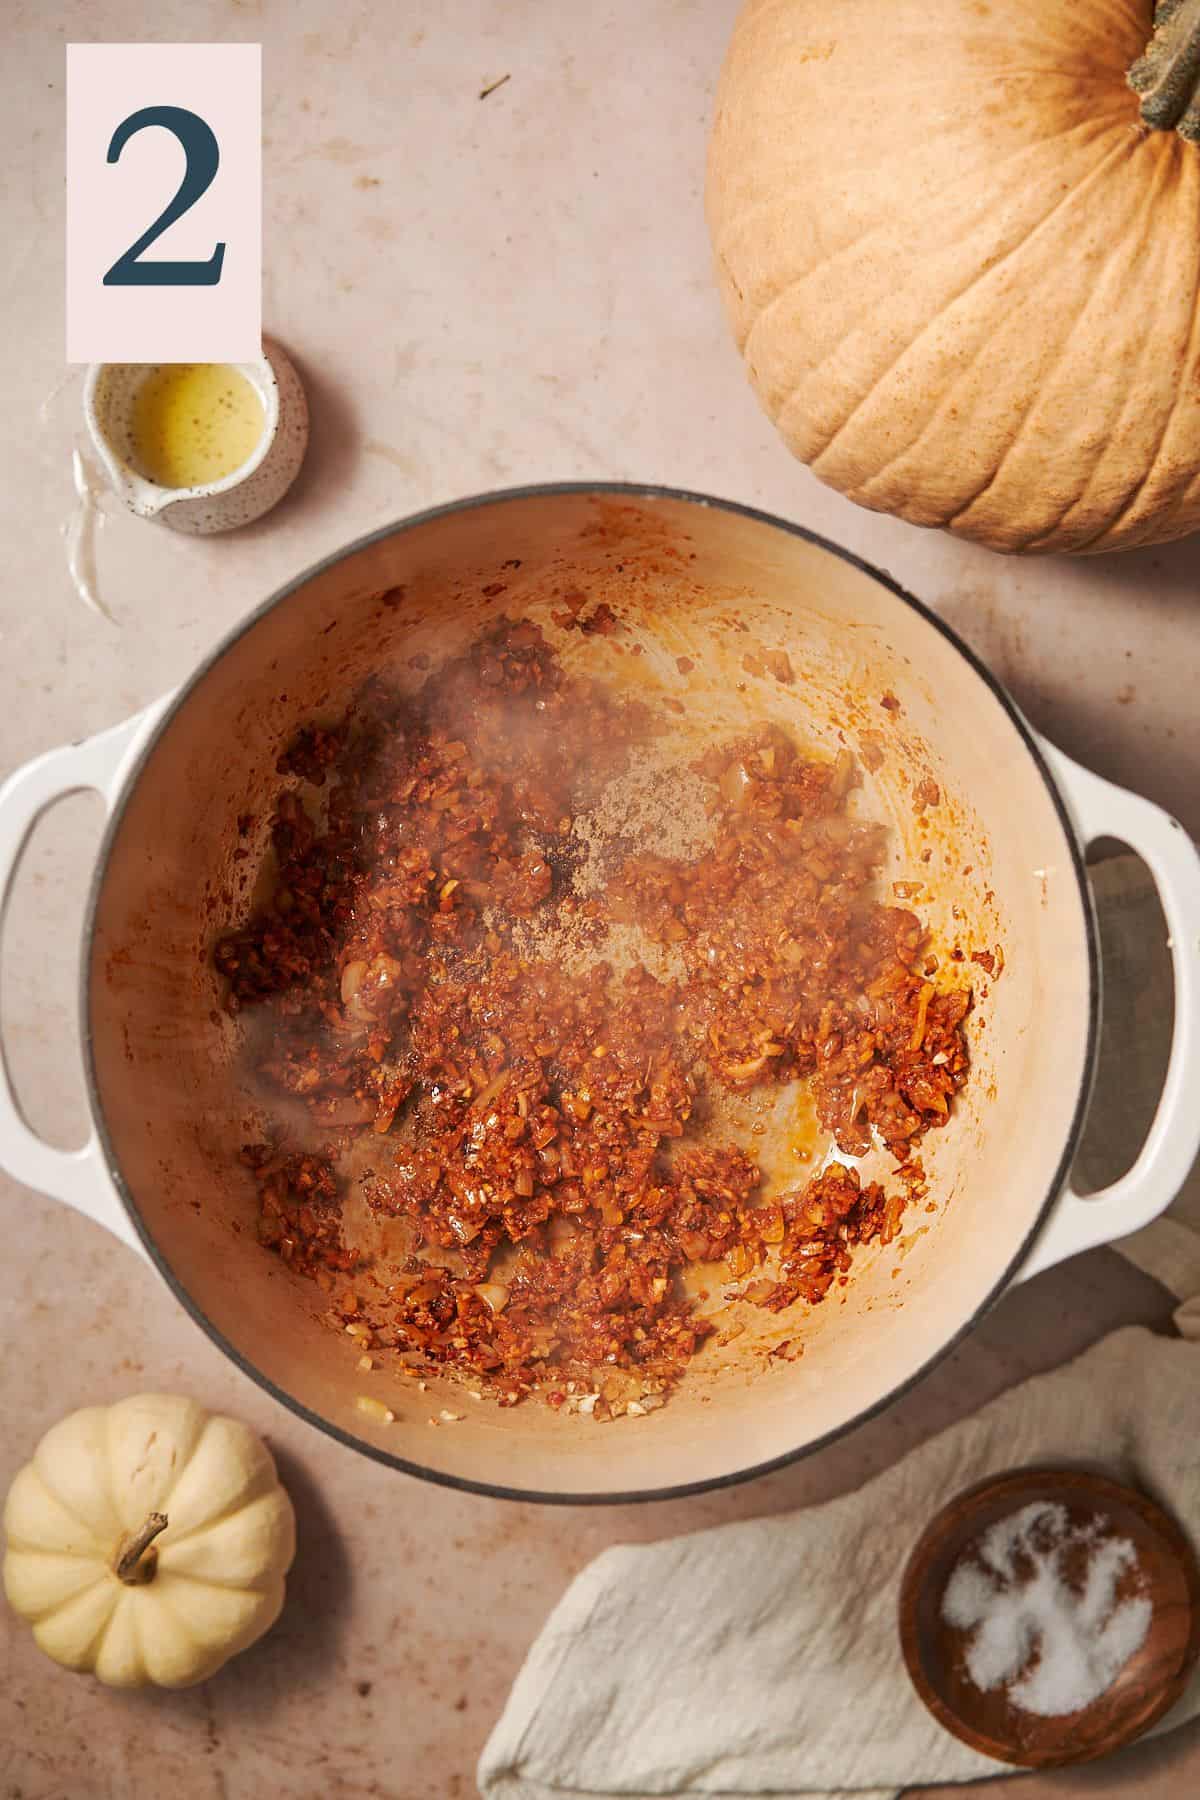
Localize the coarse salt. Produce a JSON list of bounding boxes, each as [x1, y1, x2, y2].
[[941, 1501, 1152, 1717]]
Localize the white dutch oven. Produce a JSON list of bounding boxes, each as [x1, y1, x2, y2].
[[1, 488, 1198, 1502]]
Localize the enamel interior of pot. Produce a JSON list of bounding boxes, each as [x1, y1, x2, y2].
[[87, 492, 1092, 1497]]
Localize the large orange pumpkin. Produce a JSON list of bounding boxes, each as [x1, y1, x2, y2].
[[706, 0, 1200, 554]]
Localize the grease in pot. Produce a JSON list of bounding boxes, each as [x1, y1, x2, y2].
[[213, 615, 977, 1420]]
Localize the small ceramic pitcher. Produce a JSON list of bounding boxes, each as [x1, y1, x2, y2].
[[83, 340, 309, 535]]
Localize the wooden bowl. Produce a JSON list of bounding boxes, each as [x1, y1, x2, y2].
[[899, 1468, 1200, 1769]]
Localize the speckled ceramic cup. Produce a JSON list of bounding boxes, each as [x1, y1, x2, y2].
[[83, 340, 309, 535]]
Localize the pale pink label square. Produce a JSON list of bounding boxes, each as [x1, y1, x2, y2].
[[66, 43, 261, 363]]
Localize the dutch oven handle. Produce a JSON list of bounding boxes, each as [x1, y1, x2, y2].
[[1017, 742, 1200, 1282], [0, 700, 172, 1262], [4, 710, 1194, 1282]]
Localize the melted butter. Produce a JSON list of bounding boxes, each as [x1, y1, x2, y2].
[[129, 363, 264, 490]]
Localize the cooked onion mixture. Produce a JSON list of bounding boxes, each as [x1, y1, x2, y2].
[[216, 623, 971, 1416]]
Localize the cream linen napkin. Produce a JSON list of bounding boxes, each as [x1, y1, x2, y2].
[[479, 857, 1200, 1800]]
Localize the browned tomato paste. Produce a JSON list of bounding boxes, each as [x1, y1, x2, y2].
[[216, 623, 969, 1415]]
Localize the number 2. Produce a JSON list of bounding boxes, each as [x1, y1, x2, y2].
[[102, 105, 225, 287]]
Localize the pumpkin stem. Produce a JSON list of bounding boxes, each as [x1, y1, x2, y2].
[[115, 1511, 169, 1585], [1129, 0, 1200, 140]]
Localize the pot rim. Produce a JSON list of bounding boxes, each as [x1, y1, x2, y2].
[[80, 481, 1101, 1505]]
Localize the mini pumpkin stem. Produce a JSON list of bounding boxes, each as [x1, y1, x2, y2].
[[115, 1511, 169, 1584], [1129, 0, 1200, 140]]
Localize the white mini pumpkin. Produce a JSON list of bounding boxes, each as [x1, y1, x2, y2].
[[3, 1393, 296, 1688]]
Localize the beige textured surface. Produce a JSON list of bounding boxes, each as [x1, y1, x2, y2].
[[1, 3, 1198, 1797]]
